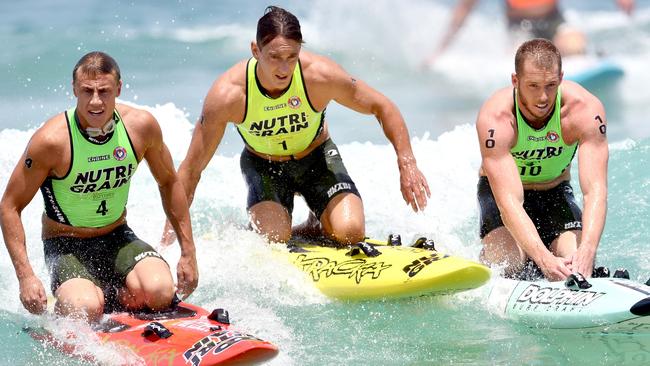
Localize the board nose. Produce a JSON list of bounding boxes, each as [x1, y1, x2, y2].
[[630, 297, 650, 316]]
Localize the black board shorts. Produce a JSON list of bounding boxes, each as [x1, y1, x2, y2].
[[240, 138, 361, 218], [477, 176, 582, 248], [43, 224, 166, 303]]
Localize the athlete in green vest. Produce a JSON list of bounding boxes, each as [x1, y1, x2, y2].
[[476, 38, 608, 281], [0, 52, 198, 322], [163, 6, 430, 245]]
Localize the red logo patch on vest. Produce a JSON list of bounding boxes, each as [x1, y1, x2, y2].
[[113, 146, 127, 161], [288, 96, 301, 109], [546, 131, 559, 143]]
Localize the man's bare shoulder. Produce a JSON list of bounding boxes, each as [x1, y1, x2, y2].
[[207, 60, 248, 100], [116, 103, 157, 131], [31, 113, 69, 152], [560, 80, 606, 142], [24, 113, 69, 170], [200, 59, 249, 123], [115, 103, 162, 158], [299, 50, 344, 84], [560, 80, 604, 116], [477, 87, 516, 127]]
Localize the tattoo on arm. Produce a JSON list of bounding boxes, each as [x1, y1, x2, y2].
[[485, 128, 496, 148], [350, 77, 356, 84], [595, 115, 606, 135], [25, 157, 32, 168], [199, 114, 205, 125]]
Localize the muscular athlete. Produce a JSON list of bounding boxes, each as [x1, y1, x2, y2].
[[0, 52, 198, 322], [476, 38, 608, 281], [163, 6, 430, 245]]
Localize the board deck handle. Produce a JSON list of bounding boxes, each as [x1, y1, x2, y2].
[[357, 241, 381, 257], [592, 266, 610, 278], [565, 273, 592, 289], [412, 237, 436, 251], [142, 321, 173, 339], [387, 234, 402, 246], [208, 308, 230, 325], [613, 269, 630, 279]]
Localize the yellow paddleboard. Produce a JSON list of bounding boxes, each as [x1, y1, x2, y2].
[[283, 237, 491, 300]]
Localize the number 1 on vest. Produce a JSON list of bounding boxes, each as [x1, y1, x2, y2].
[[279, 140, 288, 150]]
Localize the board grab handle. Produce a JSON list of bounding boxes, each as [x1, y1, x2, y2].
[[565, 268, 635, 289], [565, 273, 592, 289], [352, 235, 437, 257], [142, 321, 173, 339], [346, 241, 382, 257]]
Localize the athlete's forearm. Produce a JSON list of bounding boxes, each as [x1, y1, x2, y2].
[[579, 187, 607, 253], [501, 203, 553, 263], [175, 113, 229, 207], [159, 180, 195, 255], [375, 102, 417, 167], [0, 206, 36, 279], [576, 133, 608, 257], [176, 162, 202, 207]]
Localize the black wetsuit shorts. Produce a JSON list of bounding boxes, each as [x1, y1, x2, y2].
[[477, 176, 582, 247], [44, 224, 166, 299], [240, 138, 361, 218]]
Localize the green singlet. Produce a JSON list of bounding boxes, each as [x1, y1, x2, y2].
[[40, 108, 138, 227], [511, 87, 577, 183], [237, 57, 324, 156]]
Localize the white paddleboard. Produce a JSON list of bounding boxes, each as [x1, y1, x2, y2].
[[487, 275, 650, 333]]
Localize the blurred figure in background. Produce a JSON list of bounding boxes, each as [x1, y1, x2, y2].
[[423, 0, 635, 66]]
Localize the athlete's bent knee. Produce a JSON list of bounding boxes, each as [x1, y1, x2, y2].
[[124, 258, 175, 311], [145, 288, 174, 311], [329, 219, 365, 244], [141, 274, 175, 310], [55, 281, 104, 321], [250, 202, 292, 243]]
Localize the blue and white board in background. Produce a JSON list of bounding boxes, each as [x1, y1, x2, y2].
[[487, 277, 650, 333], [564, 57, 624, 90]]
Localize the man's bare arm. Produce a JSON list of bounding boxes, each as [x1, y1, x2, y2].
[[140, 111, 198, 298], [573, 98, 609, 277], [0, 129, 59, 313], [314, 56, 430, 211]]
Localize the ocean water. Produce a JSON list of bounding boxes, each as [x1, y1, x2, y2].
[[2, 0, 650, 364]]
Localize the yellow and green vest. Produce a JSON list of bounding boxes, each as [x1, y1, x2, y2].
[[511, 87, 577, 183], [237, 57, 324, 156], [40, 108, 138, 227]]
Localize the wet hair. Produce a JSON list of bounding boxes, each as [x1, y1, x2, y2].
[[72, 51, 121, 84], [514, 38, 562, 76], [256, 6, 303, 48]]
